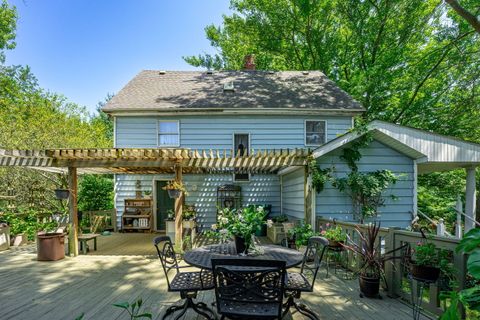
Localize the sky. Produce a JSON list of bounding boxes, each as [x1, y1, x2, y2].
[[5, 0, 231, 113]]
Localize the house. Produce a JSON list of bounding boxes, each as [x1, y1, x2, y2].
[[97, 64, 479, 232]]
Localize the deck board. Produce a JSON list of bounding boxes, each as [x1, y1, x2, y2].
[[0, 233, 432, 320]]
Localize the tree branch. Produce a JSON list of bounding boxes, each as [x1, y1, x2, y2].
[[445, 0, 480, 33]]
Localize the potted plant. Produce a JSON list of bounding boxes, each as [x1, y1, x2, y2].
[[165, 209, 175, 241], [410, 241, 441, 283], [182, 205, 196, 229], [162, 180, 187, 199], [343, 222, 389, 298], [288, 223, 316, 250], [321, 224, 347, 248], [216, 205, 267, 254], [143, 190, 152, 199]]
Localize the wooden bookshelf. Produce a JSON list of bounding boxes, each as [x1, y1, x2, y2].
[[122, 199, 152, 232]]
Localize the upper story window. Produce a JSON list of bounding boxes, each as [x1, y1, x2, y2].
[[305, 120, 326, 146], [158, 120, 179, 147], [233, 133, 250, 182]]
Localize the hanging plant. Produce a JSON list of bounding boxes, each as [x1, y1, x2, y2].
[[307, 156, 332, 194]]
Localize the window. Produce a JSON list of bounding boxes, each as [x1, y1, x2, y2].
[[305, 120, 326, 146], [233, 133, 249, 182], [158, 121, 179, 147]]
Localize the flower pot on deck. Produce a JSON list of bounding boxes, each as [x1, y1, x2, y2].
[[410, 264, 440, 282], [359, 275, 380, 298], [37, 232, 65, 261]]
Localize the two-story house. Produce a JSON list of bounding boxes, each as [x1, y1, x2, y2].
[[102, 67, 480, 232]]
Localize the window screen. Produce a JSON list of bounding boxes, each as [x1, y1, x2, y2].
[[158, 121, 179, 146], [234, 133, 249, 181], [305, 120, 326, 146]]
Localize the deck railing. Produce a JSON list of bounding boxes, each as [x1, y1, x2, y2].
[[316, 217, 467, 317]]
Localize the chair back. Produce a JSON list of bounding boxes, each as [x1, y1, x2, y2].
[[300, 236, 328, 291], [212, 258, 286, 319], [153, 236, 179, 290]]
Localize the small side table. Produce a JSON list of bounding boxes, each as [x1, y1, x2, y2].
[[78, 234, 99, 255]]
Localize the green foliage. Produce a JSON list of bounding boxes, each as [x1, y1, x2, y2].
[[413, 242, 439, 267], [333, 170, 397, 223], [308, 156, 331, 194], [288, 223, 316, 248], [78, 175, 114, 211], [456, 228, 480, 279], [0, 206, 58, 240], [0, 0, 17, 63], [340, 131, 374, 172], [320, 225, 347, 243], [271, 214, 288, 223], [181, 205, 196, 220], [113, 298, 152, 319]]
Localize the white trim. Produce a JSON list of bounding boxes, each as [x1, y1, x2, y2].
[[280, 174, 283, 214], [113, 116, 117, 148], [277, 165, 305, 176], [105, 108, 366, 117], [304, 119, 327, 147], [351, 116, 355, 130], [152, 177, 173, 232], [157, 120, 180, 147], [232, 132, 251, 182], [412, 160, 418, 217]]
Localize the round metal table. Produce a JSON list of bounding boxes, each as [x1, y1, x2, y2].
[[184, 242, 304, 270]]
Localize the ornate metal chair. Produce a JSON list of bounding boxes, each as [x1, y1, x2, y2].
[[283, 236, 328, 320], [212, 258, 286, 320], [153, 236, 215, 320]]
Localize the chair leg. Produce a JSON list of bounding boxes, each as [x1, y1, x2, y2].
[[283, 294, 319, 320], [163, 295, 216, 320]]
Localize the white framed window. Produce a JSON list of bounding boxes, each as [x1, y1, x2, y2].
[[233, 133, 250, 182], [158, 120, 180, 147], [305, 120, 326, 146]]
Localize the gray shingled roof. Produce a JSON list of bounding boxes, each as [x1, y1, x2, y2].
[[102, 70, 364, 113]]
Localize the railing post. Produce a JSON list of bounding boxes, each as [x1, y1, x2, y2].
[[436, 219, 445, 237], [385, 227, 399, 298], [456, 194, 463, 239]]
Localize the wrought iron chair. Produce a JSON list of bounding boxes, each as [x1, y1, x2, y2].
[[212, 258, 286, 320], [153, 236, 215, 320], [283, 236, 328, 320]]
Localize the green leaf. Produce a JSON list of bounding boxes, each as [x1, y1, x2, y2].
[[456, 228, 480, 254], [133, 313, 152, 319], [467, 250, 480, 280], [112, 302, 130, 310], [459, 286, 480, 311]]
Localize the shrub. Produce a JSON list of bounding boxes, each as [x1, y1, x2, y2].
[[78, 175, 114, 211]]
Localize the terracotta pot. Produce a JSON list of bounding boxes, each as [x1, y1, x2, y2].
[[234, 236, 249, 254], [167, 189, 181, 199], [410, 264, 440, 282], [359, 275, 380, 298]]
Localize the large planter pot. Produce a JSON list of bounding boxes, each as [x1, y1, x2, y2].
[[359, 275, 380, 298], [37, 233, 65, 261], [410, 264, 440, 282], [167, 189, 182, 199], [11, 233, 28, 246], [165, 219, 176, 243], [234, 236, 249, 254]]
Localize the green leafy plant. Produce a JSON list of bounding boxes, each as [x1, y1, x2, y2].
[[271, 214, 288, 223], [182, 205, 196, 220], [213, 205, 267, 249], [113, 298, 152, 319], [320, 224, 347, 243], [78, 175, 114, 211], [166, 209, 175, 220], [413, 242, 439, 267], [0, 207, 58, 240], [308, 157, 332, 193], [288, 223, 317, 248], [333, 170, 397, 223]]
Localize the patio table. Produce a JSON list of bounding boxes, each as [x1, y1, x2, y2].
[[183, 242, 304, 270]]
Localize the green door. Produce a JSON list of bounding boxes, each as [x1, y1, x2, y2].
[[156, 181, 174, 230]]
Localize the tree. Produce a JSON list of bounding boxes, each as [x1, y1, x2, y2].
[[91, 94, 114, 144], [0, 0, 17, 63], [445, 0, 480, 33]]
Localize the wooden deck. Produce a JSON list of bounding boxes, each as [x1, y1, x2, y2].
[[0, 233, 432, 320]]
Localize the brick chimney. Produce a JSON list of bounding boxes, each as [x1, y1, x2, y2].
[[243, 54, 256, 70]]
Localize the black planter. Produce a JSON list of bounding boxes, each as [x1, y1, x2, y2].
[[234, 236, 248, 254], [54, 189, 69, 200], [410, 264, 440, 282], [359, 275, 380, 298], [167, 189, 181, 199], [328, 240, 344, 250]]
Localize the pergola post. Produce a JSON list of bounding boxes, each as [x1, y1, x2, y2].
[[304, 166, 312, 226], [174, 164, 183, 246], [68, 167, 79, 256], [465, 166, 477, 232]]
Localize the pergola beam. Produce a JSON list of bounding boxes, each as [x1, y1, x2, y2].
[[68, 167, 79, 256]]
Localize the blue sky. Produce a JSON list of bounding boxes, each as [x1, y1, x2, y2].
[[5, 0, 230, 113]]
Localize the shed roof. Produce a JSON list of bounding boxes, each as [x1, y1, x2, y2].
[[311, 121, 480, 173], [102, 70, 364, 114]]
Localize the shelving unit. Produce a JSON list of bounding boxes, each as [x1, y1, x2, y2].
[[122, 198, 152, 232]]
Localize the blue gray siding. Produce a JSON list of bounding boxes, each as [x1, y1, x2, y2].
[[115, 173, 280, 230], [315, 140, 414, 228], [281, 168, 305, 220], [115, 115, 353, 149]]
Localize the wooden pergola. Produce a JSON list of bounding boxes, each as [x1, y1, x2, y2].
[[0, 147, 308, 255]]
